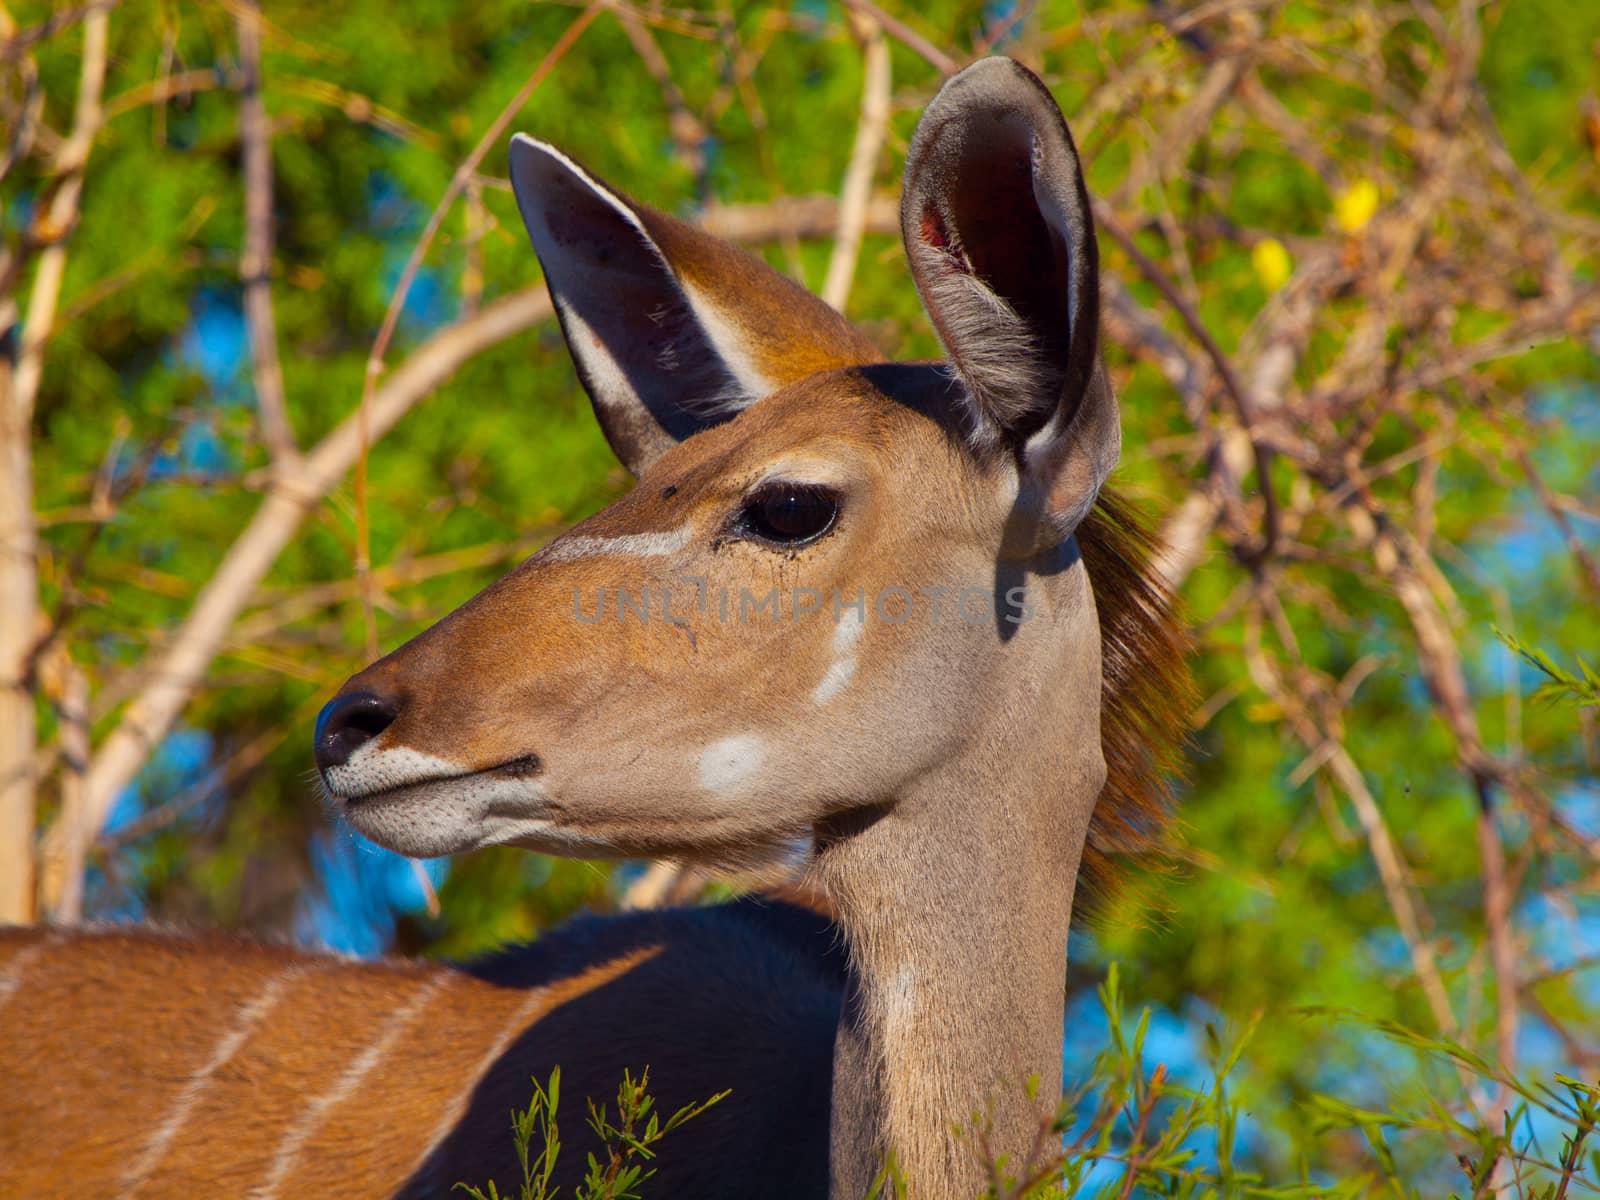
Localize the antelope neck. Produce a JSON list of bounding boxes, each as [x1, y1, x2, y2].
[[815, 553, 1103, 1197]]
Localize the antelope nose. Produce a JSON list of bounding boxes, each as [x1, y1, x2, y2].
[[314, 691, 400, 773]]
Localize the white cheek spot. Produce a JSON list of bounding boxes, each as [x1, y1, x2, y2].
[[811, 657, 856, 705], [697, 734, 766, 793]]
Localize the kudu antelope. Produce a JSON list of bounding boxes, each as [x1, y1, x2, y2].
[[0, 58, 1188, 1198]]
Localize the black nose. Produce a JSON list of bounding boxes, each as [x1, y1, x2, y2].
[[314, 691, 400, 773]]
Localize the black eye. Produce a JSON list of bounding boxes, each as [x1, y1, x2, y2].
[[739, 483, 839, 546]]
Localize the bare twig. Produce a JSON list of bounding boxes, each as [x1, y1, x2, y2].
[[237, 0, 298, 466], [1096, 203, 1281, 569], [822, 9, 891, 311], [0, 1, 108, 924], [840, 0, 958, 74], [615, 1, 707, 181], [353, 0, 605, 661], [37, 653, 89, 922]]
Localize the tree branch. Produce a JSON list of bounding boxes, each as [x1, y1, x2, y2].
[[0, 1, 108, 924], [237, 0, 297, 466], [821, 8, 891, 311]]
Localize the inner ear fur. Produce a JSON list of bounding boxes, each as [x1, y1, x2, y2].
[[900, 57, 1104, 454]]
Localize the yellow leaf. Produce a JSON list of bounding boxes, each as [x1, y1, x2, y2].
[[1334, 179, 1380, 232], [1251, 238, 1292, 291]]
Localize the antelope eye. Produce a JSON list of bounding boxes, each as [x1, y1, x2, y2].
[[739, 483, 840, 546]]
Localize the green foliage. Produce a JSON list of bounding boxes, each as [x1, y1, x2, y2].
[[454, 1067, 727, 1200], [971, 967, 1600, 1200], [455, 1070, 561, 1200], [1495, 631, 1600, 710]]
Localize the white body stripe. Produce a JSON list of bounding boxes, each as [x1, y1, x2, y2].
[[403, 985, 559, 1195], [253, 972, 449, 1200], [124, 968, 298, 1196]]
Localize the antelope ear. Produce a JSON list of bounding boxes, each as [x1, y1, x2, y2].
[[902, 58, 1118, 537], [509, 135, 876, 477]]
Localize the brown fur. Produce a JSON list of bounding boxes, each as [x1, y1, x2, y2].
[[1076, 489, 1194, 913], [0, 902, 844, 1199]]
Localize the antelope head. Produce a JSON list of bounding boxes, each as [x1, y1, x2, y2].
[[315, 58, 1119, 872]]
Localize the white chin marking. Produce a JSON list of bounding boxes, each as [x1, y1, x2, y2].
[[697, 734, 766, 793], [323, 744, 460, 799], [339, 774, 552, 859], [811, 657, 856, 705]]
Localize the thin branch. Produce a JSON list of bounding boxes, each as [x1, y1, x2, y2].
[[840, 0, 958, 74], [0, 1, 119, 64], [702, 192, 898, 242], [1477, 775, 1520, 1110], [10, 4, 108, 422], [353, 0, 605, 661], [614, 1, 707, 181], [1510, 439, 1600, 602], [0, 0, 108, 924], [237, 0, 298, 465], [822, 8, 891, 311], [1096, 202, 1281, 568]]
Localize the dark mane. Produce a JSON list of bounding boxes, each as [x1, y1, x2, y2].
[[1075, 487, 1194, 917]]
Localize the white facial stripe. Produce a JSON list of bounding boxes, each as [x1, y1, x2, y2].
[[323, 744, 460, 801], [538, 522, 694, 564], [697, 734, 766, 793], [682, 282, 776, 406], [811, 657, 856, 705]]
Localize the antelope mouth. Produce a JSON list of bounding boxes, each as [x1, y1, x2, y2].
[[324, 750, 545, 807], [325, 753, 578, 860]]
